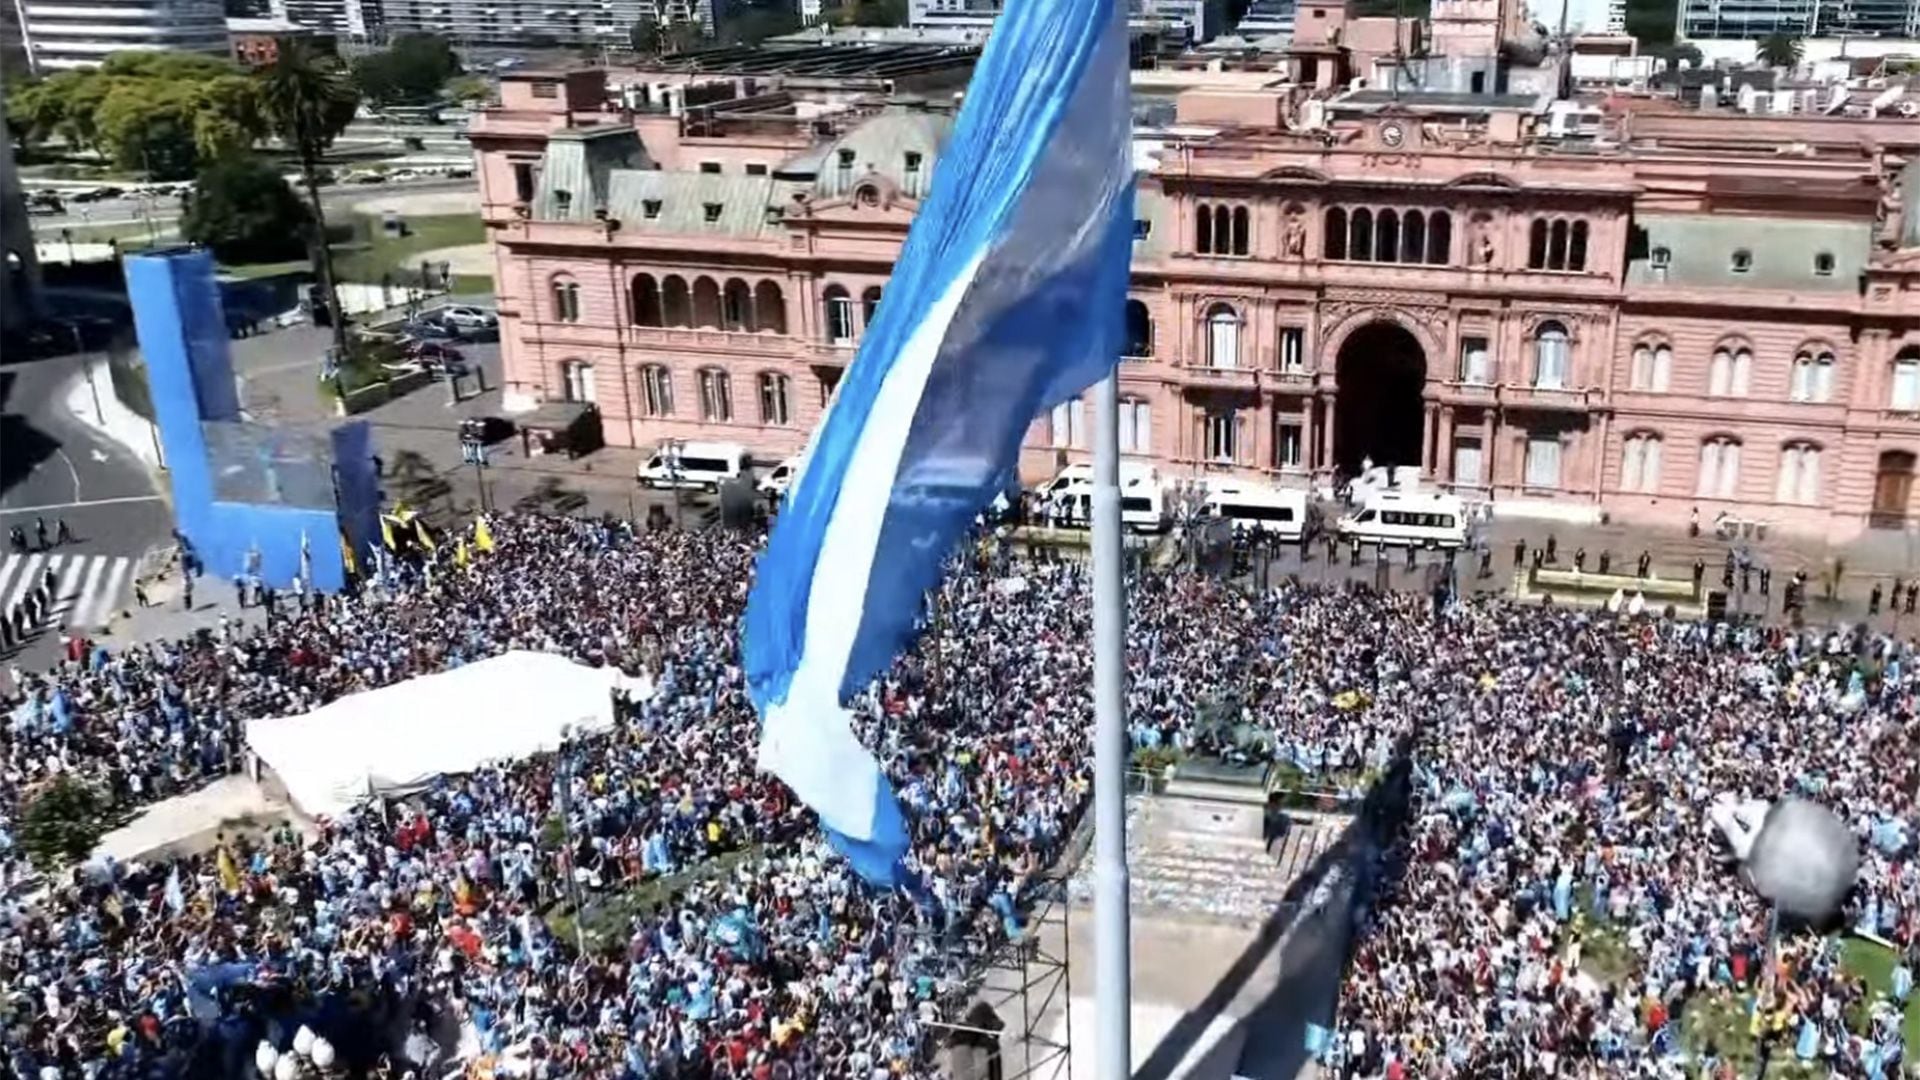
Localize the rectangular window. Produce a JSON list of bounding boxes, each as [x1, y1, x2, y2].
[[1460, 336, 1490, 384], [1120, 400, 1151, 453], [1452, 437, 1483, 486], [1524, 436, 1561, 488], [1206, 409, 1239, 463], [641, 366, 673, 416], [699, 161, 722, 174], [827, 296, 856, 344], [703, 202, 723, 223], [1894, 361, 1920, 410], [1049, 398, 1088, 449], [759, 373, 790, 425], [699, 370, 732, 422], [1279, 328, 1305, 372], [1277, 422, 1303, 468], [512, 161, 538, 203], [744, 162, 768, 176], [642, 199, 662, 219], [818, 369, 842, 408], [531, 80, 559, 98]]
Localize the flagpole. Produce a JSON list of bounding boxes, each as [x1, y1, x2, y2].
[[1091, 368, 1131, 1075]]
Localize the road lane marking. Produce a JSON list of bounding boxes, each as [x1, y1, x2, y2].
[[88, 557, 131, 627], [0, 495, 164, 516], [72, 556, 107, 622], [4, 554, 46, 610]]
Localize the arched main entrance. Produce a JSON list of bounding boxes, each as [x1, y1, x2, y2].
[[1335, 321, 1427, 474]]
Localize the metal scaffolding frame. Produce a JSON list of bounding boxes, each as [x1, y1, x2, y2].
[[920, 877, 1075, 1080]]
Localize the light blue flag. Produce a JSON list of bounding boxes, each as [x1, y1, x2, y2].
[[164, 866, 186, 915], [741, 0, 1135, 884]]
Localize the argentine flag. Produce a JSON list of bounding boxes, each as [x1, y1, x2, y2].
[[742, 0, 1135, 884]]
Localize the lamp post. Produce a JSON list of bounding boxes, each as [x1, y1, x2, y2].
[[61, 321, 105, 424], [460, 430, 491, 512], [667, 441, 685, 529]]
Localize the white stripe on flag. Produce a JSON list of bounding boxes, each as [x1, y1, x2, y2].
[[72, 556, 108, 626], [5, 554, 45, 611], [758, 253, 985, 844]]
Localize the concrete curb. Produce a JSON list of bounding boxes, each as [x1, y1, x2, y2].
[[65, 356, 164, 472]]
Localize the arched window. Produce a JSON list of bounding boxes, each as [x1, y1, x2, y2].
[[1119, 398, 1151, 453], [1427, 211, 1452, 265], [561, 359, 594, 403], [1324, 207, 1348, 260], [551, 276, 581, 323], [691, 276, 722, 329], [630, 274, 662, 326], [1620, 432, 1663, 494], [1630, 341, 1672, 392], [714, 279, 750, 332], [1776, 441, 1822, 505], [1206, 303, 1241, 369], [1051, 396, 1087, 449], [754, 280, 787, 335], [759, 372, 791, 425], [662, 275, 692, 327], [1875, 449, 1917, 521], [823, 285, 855, 343], [1230, 205, 1250, 256], [1196, 202, 1214, 254], [861, 286, 883, 327], [1376, 209, 1400, 263], [1893, 351, 1920, 410], [638, 363, 673, 416], [1213, 206, 1232, 255], [1125, 299, 1153, 358], [697, 367, 732, 422], [1528, 219, 1548, 269], [1402, 210, 1426, 264], [1569, 221, 1589, 272], [1697, 436, 1742, 499], [1791, 350, 1835, 403], [1532, 321, 1569, 389], [1349, 208, 1374, 263], [721, 278, 754, 332], [1707, 346, 1752, 397]]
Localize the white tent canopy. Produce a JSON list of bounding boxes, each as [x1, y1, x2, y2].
[[245, 651, 651, 818]]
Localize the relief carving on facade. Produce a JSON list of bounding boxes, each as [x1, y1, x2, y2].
[[1319, 290, 1449, 352], [1282, 204, 1306, 258]]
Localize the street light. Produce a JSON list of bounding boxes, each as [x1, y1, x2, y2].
[[460, 427, 491, 512], [60, 320, 105, 425], [666, 441, 685, 529]]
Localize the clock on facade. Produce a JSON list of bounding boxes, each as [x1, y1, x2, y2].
[[1379, 121, 1405, 148]]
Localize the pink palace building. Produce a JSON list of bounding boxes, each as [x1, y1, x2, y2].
[[469, 11, 1920, 540]]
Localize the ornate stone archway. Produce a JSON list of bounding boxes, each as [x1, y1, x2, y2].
[[1332, 318, 1429, 475]]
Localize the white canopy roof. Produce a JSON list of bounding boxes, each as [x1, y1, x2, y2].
[[245, 651, 650, 818]]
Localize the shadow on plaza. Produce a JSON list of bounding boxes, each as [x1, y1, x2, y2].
[[0, 370, 64, 502], [1130, 742, 1414, 1080]]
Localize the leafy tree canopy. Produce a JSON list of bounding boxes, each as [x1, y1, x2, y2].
[[630, 16, 707, 55], [17, 776, 112, 873], [837, 0, 907, 26], [181, 154, 311, 263], [718, 5, 800, 44], [1758, 31, 1803, 68], [350, 33, 462, 107], [6, 51, 263, 179]]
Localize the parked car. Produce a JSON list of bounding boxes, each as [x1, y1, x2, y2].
[[436, 305, 497, 331], [403, 339, 467, 373], [399, 317, 459, 341]]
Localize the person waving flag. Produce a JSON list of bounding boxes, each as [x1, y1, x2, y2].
[[742, 0, 1134, 884]]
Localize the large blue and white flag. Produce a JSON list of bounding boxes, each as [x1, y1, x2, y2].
[[742, 0, 1135, 884]]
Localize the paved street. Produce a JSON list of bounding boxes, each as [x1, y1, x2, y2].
[[0, 352, 171, 673]]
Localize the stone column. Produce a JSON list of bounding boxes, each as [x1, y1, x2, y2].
[[1300, 397, 1315, 475], [1437, 406, 1455, 483], [1322, 396, 1338, 471], [1423, 403, 1439, 476]]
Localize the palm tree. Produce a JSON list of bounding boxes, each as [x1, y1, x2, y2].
[[256, 39, 360, 354], [1758, 31, 1802, 69]]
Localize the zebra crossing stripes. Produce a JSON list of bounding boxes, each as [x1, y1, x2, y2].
[[0, 553, 137, 633]]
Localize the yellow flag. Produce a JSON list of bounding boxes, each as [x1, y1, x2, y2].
[[474, 515, 495, 553], [217, 846, 242, 895], [413, 518, 437, 552], [380, 515, 398, 550], [339, 531, 358, 575], [455, 539, 470, 568]]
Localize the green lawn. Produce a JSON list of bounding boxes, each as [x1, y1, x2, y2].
[[331, 213, 485, 284], [1839, 936, 1920, 1056]]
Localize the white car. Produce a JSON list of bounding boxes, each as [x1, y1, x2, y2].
[[757, 455, 804, 498], [436, 305, 498, 330]]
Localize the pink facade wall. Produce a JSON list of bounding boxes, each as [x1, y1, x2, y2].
[[473, 87, 1920, 538]]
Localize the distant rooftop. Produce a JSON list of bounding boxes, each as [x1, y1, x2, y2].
[[1338, 89, 1546, 111], [226, 16, 307, 32], [645, 40, 980, 79]]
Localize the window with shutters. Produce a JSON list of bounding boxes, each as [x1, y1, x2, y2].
[[1697, 437, 1742, 499], [1620, 432, 1662, 494]]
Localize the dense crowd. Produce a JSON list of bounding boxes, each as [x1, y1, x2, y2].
[[0, 514, 1914, 1079]]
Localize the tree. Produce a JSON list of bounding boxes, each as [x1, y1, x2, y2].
[[181, 155, 310, 262], [350, 33, 461, 107], [445, 74, 492, 104], [838, 0, 907, 26], [17, 776, 111, 872], [4, 51, 261, 176], [719, 6, 800, 44], [257, 39, 360, 354], [1758, 31, 1802, 68]]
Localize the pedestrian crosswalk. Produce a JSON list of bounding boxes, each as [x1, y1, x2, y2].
[[0, 552, 135, 637]]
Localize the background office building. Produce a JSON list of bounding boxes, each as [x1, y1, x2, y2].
[[378, 0, 717, 44], [12, 0, 227, 70], [266, 0, 377, 38], [1679, 0, 1920, 40]]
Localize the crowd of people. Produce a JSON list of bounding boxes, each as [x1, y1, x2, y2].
[[0, 512, 1914, 1079]]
